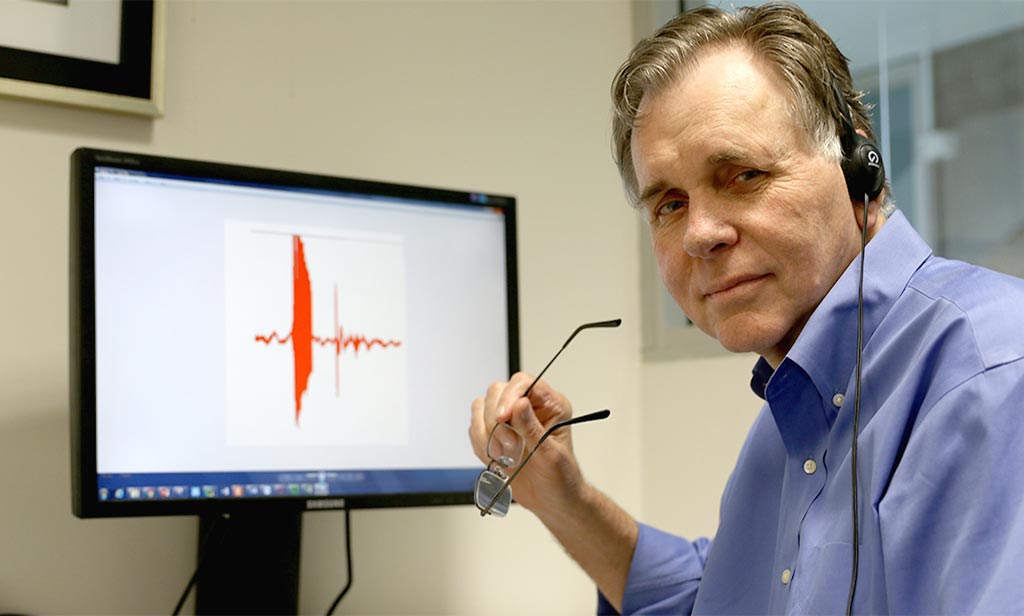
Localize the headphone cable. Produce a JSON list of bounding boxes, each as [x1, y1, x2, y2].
[[845, 194, 869, 615]]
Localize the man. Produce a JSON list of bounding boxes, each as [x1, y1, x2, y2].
[[469, 3, 1024, 613]]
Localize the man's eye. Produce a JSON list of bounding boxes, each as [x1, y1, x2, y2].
[[656, 200, 687, 218], [735, 169, 765, 183]]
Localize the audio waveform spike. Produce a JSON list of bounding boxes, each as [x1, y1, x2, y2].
[[293, 235, 313, 425], [254, 235, 402, 426]]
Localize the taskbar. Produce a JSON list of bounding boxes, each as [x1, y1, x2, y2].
[[95, 468, 477, 503]]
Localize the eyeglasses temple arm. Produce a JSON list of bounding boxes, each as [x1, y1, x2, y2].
[[485, 318, 620, 515], [480, 409, 611, 515], [523, 319, 621, 397]]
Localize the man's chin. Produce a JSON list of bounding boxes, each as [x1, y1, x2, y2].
[[713, 321, 784, 357]]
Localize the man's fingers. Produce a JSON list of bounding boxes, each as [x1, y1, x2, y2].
[[508, 395, 546, 442], [469, 395, 489, 462], [471, 378, 523, 464], [495, 372, 540, 423], [472, 372, 568, 459]]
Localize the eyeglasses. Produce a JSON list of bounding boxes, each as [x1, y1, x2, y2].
[[475, 319, 620, 517]]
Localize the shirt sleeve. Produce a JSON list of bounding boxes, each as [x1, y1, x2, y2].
[[879, 358, 1024, 613], [596, 523, 712, 615]]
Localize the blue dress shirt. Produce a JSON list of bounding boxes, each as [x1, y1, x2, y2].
[[601, 211, 1024, 614]]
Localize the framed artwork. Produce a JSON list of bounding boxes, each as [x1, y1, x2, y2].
[[0, 0, 164, 117]]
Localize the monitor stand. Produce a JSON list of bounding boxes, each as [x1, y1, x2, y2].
[[195, 512, 302, 615]]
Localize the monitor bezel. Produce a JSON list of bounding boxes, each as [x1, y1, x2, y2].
[[70, 147, 519, 518]]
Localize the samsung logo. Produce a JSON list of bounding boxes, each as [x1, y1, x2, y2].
[[306, 498, 346, 510]]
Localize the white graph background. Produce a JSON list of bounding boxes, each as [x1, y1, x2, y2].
[[224, 221, 408, 448]]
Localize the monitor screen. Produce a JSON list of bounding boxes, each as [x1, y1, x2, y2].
[[70, 148, 518, 518]]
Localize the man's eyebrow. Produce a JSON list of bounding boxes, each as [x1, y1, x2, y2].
[[710, 142, 787, 166], [707, 148, 751, 166], [637, 147, 774, 205], [637, 181, 669, 206]]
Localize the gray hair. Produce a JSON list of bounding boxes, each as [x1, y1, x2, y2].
[[612, 2, 889, 209]]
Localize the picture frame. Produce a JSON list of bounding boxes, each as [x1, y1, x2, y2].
[[0, 0, 164, 117]]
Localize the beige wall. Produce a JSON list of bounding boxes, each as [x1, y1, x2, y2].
[[640, 355, 762, 539], [0, 1, 756, 614]]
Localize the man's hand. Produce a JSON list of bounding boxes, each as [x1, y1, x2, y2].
[[469, 372, 585, 515], [468, 372, 639, 610]]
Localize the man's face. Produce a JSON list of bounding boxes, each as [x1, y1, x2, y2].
[[631, 45, 864, 367]]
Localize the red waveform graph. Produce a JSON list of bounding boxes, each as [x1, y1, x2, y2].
[[255, 236, 402, 425]]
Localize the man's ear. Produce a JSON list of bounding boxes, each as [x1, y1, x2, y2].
[[848, 127, 886, 236], [852, 192, 885, 238]]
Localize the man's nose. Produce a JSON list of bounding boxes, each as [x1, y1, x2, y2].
[[682, 199, 738, 259]]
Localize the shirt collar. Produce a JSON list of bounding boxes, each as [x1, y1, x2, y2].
[[750, 356, 774, 400], [767, 210, 932, 419]]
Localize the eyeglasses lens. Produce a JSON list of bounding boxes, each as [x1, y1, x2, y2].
[[487, 423, 524, 469], [475, 423, 524, 516], [475, 469, 511, 517]]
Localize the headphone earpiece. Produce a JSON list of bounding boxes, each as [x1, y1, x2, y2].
[[832, 82, 885, 201]]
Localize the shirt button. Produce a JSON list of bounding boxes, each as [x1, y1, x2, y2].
[[832, 393, 845, 407], [781, 568, 793, 585], [803, 458, 817, 475]]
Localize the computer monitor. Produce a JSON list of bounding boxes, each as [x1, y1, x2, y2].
[[70, 148, 518, 519]]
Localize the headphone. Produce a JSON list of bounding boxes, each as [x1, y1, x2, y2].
[[832, 82, 886, 201], [833, 80, 885, 616]]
